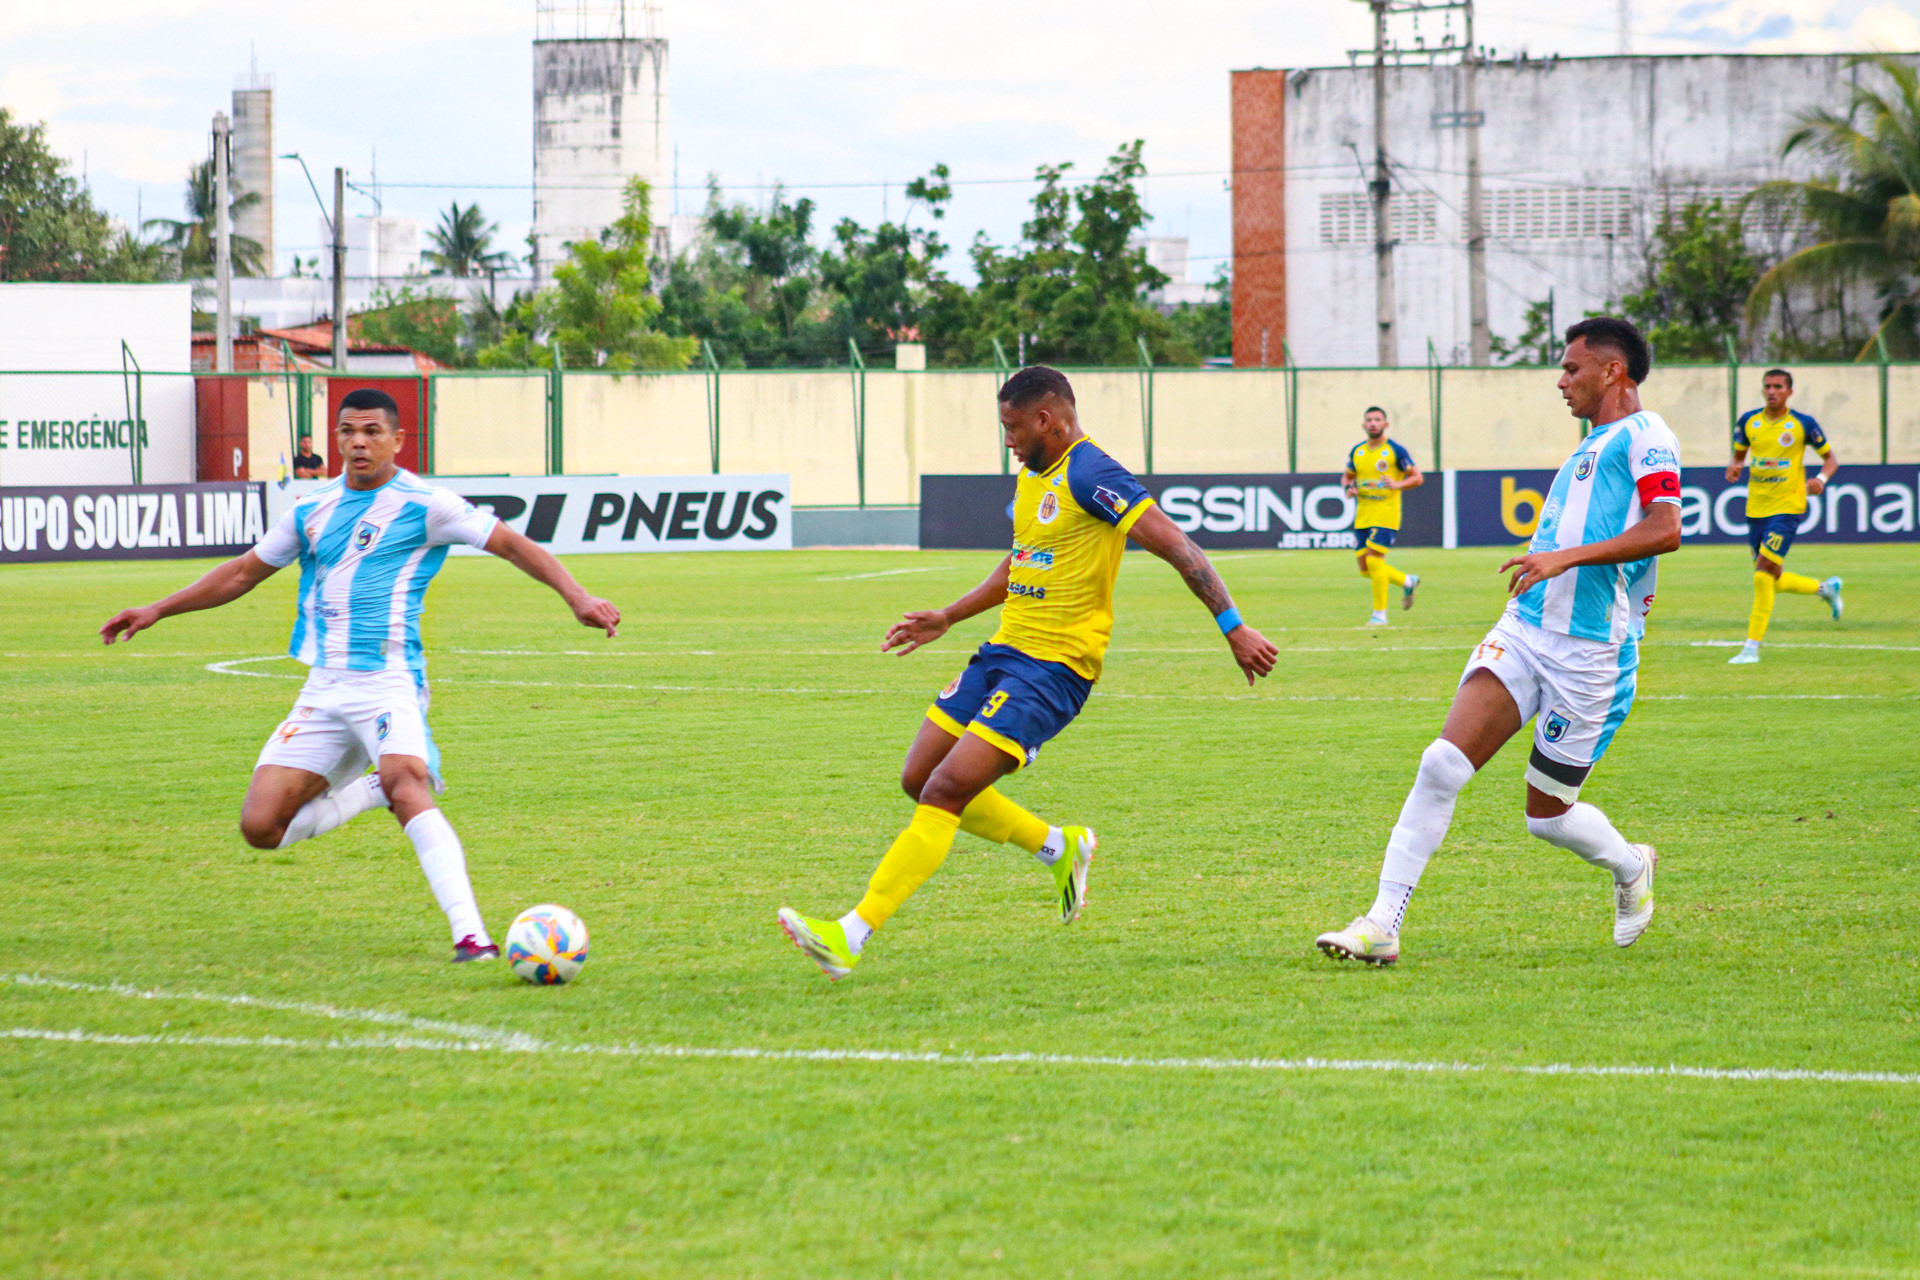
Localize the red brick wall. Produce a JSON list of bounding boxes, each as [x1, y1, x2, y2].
[[194, 378, 250, 482], [1231, 70, 1288, 367]]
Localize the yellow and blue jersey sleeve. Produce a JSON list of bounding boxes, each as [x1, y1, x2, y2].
[[989, 438, 1154, 682], [1738, 408, 1829, 518]]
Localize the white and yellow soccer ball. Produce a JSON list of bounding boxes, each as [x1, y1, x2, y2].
[[505, 904, 590, 985]]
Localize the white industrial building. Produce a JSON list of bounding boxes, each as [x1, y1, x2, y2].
[[532, 1, 671, 284], [1234, 53, 1915, 367]]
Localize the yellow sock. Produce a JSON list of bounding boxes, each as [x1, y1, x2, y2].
[[960, 786, 1048, 854], [1748, 570, 1776, 642], [1777, 570, 1820, 595], [1369, 558, 1392, 611], [1383, 561, 1408, 587], [854, 805, 962, 929]]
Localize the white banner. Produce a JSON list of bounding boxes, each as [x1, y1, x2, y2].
[[273, 473, 793, 553], [0, 373, 196, 487]]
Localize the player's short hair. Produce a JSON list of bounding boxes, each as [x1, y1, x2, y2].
[[1364, 406, 1386, 417], [998, 365, 1075, 409], [1564, 317, 1651, 384], [338, 387, 401, 429], [1764, 367, 1794, 388]]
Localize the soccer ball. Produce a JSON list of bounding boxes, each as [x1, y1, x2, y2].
[[505, 904, 590, 985]]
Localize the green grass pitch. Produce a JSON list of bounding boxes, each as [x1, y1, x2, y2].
[[3, 541, 1917, 1277]]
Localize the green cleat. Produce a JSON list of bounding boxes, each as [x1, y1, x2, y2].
[[1050, 826, 1098, 924], [776, 907, 859, 981]]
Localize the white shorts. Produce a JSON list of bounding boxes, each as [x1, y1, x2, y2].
[[255, 666, 442, 790], [1460, 610, 1639, 801]]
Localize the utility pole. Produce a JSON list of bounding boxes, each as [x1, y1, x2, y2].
[[1368, 0, 1397, 366], [331, 167, 348, 374], [213, 112, 233, 374], [1464, 3, 1489, 365]]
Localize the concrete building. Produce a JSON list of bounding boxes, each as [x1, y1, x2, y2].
[[1231, 53, 1915, 368], [532, 1, 671, 284], [322, 214, 424, 282], [1136, 236, 1221, 310], [230, 76, 274, 270]]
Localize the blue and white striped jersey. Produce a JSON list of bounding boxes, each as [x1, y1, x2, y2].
[[253, 470, 498, 678], [1510, 411, 1683, 645]]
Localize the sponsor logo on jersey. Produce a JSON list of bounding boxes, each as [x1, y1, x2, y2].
[[1574, 454, 1596, 481], [1093, 485, 1129, 517], [355, 521, 380, 550], [1008, 581, 1048, 599], [1537, 496, 1564, 531], [1037, 491, 1060, 524], [1641, 446, 1679, 470], [1011, 545, 1055, 570], [376, 712, 392, 741], [1543, 709, 1570, 743]]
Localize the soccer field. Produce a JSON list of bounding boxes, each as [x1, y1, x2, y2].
[[3, 542, 1917, 1277]]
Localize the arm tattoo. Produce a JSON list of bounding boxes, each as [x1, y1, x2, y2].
[[1173, 537, 1234, 615]]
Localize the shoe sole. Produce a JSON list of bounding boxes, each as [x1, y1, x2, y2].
[[777, 909, 851, 982], [1060, 830, 1097, 925], [1315, 938, 1397, 966], [1615, 845, 1657, 948]]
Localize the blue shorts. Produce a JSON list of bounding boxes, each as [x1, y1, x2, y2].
[[1747, 512, 1801, 563], [1356, 526, 1397, 553], [928, 643, 1093, 770]]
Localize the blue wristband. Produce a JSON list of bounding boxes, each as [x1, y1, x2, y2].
[[1215, 607, 1243, 636]]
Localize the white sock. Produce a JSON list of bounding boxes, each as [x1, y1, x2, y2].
[[1034, 827, 1066, 867], [402, 808, 488, 944], [1527, 803, 1645, 883], [277, 774, 388, 848], [1374, 739, 1477, 930], [838, 909, 872, 954]]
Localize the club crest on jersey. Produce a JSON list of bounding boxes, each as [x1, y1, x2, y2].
[[1778, 430, 1796, 447], [1542, 710, 1570, 743], [939, 674, 963, 699], [1093, 485, 1128, 516], [1037, 491, 1060, 524], [355, 521, 380, 550], [376, 712, 392, 741], [1375, 457, 1389, 473], [1574, 453, 1596, 481]]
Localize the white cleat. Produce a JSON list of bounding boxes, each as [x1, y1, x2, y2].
[[1316, 915, 1400, 966], [1614, 844, 1657, 948], [1820, 576, 1844, 621], [1366, 610, 1389, 627], [1727, 641, 1760, 665]]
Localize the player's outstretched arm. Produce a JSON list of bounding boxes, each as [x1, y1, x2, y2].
[[883, 555, 1011, 656], [1500, 502, 1682, 597], [483, 524, 620, 637], [1125, 505, 1278, 686], [100, 550, 281, 644]]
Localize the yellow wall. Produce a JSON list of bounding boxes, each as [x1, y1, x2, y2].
[[245, 377, 296, 480], [424, 364, 1920, 500]]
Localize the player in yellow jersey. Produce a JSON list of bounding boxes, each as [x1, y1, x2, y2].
[[1726, 368, 1843, 664], [777, 366, 1279, 980], [1344, 406, 1424, 625]]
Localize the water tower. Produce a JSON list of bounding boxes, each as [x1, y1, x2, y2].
[[532, 1, 670, 285]]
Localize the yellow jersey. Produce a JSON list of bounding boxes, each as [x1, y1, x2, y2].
[[990, 437, 1154, 682], [1734, 408, 1830, 518], [1346, 436, 1417, 531]]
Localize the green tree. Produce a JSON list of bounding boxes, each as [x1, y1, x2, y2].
[[1746, 54, 1920, 357], [1492, 295, 1561, 365], [0, 107, 169, 281], [143, 158, 266, 276], [356, 285, 466, 367], [478, 178, 694, 371], [1619, 199, 1759, 361], [426, 202, 511, 277], [655, 181, 830, 365], [818, 165, 958, 357]]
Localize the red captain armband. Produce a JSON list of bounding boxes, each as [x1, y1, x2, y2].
[[1637, 472, 1680, 505]]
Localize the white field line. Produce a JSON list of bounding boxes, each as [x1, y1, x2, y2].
[[1689, 640, 1920, 652], [815, 567, 948, 582], [3, 979, 1918, 1086], [199, 656, 1913, 703]]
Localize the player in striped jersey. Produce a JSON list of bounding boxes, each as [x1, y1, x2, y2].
[[1316, 318, 1681, 966], [100, 388, 620, 962]]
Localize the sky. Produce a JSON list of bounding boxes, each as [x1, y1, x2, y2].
[[4, 0, 1919, 284]]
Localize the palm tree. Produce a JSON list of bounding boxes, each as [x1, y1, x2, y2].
[[143, 159, 266, 276], [426, 202, 511, 277], [1746, 55, 1920, 357]]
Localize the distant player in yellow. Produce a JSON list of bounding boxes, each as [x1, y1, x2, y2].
[[1344, 406, 1424, 625], [1726, 368, 1843, 665], [776, 366, 1279, 981]]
